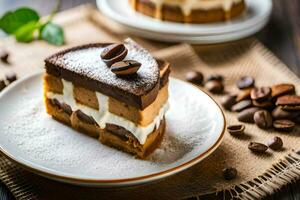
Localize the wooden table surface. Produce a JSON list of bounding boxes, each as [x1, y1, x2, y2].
[[0, 0, 299, 199]]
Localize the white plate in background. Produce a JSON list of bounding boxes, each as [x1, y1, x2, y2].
[[97, 0, 272, 37]]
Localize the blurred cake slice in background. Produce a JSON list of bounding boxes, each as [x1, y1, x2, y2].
[[129, 0, 246, 23]]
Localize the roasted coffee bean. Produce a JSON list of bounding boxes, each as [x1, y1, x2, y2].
[[267, 136, 283, 150], [236, 76, 255, 89], [0, 80, 6, 92], [250, 87, 271, 102], [205, 80, 224, 94], [207, 74, 224, 82], [237, 107, 261, 123], [254, 110, 273, 129], [5, 72, 17, 83], [185, 71, 203, 85], [252, 100, 274, 108], [273, 120, 295, 132], [100, 43, 128, 66], [111, 60, 141, 75], [248, 142, 268, 153], [0, 48, 9, 63], [232, 100, 252, 112], [221, 94, 237, 110], [271, 84, 295, 98], [223, 167, 237, 180], [227, 124, 245, 136], [236, 88, 252, 102], [272, 106, 300, 120], [276, 95, 300, 111]]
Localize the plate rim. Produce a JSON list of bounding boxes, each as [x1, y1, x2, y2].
[[0, 72, 226, 186], [97, 0, 272, 36]]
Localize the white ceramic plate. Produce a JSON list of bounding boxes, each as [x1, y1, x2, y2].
[[0, 72, 225, 187], [117, 18, 269, 44], [97, 0, 272, 36]]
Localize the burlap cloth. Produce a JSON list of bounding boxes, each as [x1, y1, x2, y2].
[[0, 5, 299, 200]]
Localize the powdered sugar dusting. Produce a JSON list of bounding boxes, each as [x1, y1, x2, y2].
[[0, 74, 224, 180], [48, 38, 159, 95]]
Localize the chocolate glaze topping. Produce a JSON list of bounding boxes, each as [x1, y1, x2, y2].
[[45, 38, 161, 109]]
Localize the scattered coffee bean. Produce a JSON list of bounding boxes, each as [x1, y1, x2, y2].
[[273, 120, 295, 132], [236, 76, 255, 89], [207, 74, 224, 82], [0, 80, 6, 92], [5, 72, 17, 83], [205, 80, 224, 94], [100, 43, 128, 66], [223, 167, 237, 180], [254, 110, 273, 129], [185, 71, 203, 85], [221, 94, 237, 110], [297, 150, 300, 155], [272, 106, 300, 120], [276, 95, 300, 111], [111, 60, 141, 75], [248, 142, 268, 153], [251, 87, 271, 102], [0, 48, 9, 63], [232, 100, 252, 112], [252, 100, 274, 108], [271, 84, 295, 98], [267, 136, 283, 150], [227, 124, 245, 136], [237, 107, 261, 123], [236, 88, 252, 102]]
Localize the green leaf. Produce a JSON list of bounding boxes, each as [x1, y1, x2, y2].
[[0, 7, 39, 34], [40, 22, 64, 46], [14, 21, 38, 43]]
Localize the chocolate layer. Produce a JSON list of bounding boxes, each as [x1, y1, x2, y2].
[[45, 39, 164, 109]]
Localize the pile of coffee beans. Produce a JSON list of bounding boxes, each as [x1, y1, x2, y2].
[[221, 77, 299, 132]]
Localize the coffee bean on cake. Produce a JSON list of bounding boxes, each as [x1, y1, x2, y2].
[[100, 43, 128, 66], [111, 60, 141, 75]]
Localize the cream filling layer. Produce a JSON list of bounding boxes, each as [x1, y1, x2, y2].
[[46, 79, 169, 145], [148, 0, 243, 16]]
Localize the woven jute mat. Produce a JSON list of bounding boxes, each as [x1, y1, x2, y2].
[[0, 5, 299, 200]]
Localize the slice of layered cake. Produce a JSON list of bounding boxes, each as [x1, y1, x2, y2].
[[129, 0, 246, 23], [44, 38, 170, 158]]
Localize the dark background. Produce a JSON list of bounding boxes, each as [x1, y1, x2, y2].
[[0, 0, 300, 199]]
